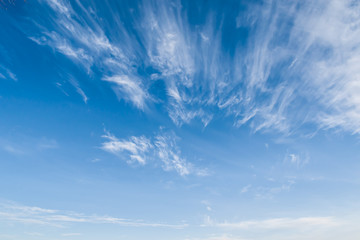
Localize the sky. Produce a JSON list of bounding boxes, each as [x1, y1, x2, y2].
[[0, 0, 360, 239]]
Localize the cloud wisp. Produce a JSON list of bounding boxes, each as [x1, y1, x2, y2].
[[0, 65, 17, 81], [101, 132, 152, 165], [203, 215, 340, 230], [101, 130, 206, 176], [0, 201, 187, 229]]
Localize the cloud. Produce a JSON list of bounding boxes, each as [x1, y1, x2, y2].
[[25, 232, 44, 236], [0, 65, 17, 81], [28, 0, 147, 109], [142, 0, 360, 134], [61, 233, 82, 236], [284, 152, 309, 168], [16, 0, 360, 134], [101, 130, 206, 176], [154, 132, 192, 176], [0, 201, 187, 229], [101, 132, 152, 165], [0, 137, 58, 155], [69, 78, 88, 103], [204, 215, 340, 230], [187, 234, 248, 240], [103, 75, 149, 109], [240, 185, 251, 194], [240, 0, 360, 134], [201, 201, 212, 212], [254, 179, 296, 200]]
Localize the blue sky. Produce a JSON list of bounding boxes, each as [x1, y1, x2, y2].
[[1, 0, 360, 239]]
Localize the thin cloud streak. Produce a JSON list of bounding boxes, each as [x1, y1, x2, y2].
[[204, 215, 340, 229], [0, 201, 187, 229]]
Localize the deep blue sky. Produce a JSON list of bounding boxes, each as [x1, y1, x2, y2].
[[1, 0, 360, 239]]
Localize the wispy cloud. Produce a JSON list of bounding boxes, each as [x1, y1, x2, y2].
[[69, 78, 88, 103], [103, 75, 149, 109], [101, 132, 152, 165], [254, 179, 296, 200], [201, 200, 212, 212], [61, 233, 82, 237], [240, 184, 251, 194], [0, 65, 17, 81], [203, 215, 340, 229], [101, 130, 206, 176], [17, 0, 360, 134], [154, 132, 192, 176], [0, 201, 187, 229], [284, 152, 309, 168], [187, 234, 248, 240], [28, 0, 146, 108], [0, 136, 58, 155]]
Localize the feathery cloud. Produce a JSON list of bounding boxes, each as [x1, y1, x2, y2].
[[0, 201, 187, 229], [101, 130, 206, 176], [101, 133, 152, 165], [20, 0, 360, 134]]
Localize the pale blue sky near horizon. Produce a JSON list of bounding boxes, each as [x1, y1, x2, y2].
[[1, 0, 360, 239]]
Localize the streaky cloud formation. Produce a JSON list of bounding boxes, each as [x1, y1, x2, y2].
[[0, 201, 187, 229], [23, 0, 360, 134], [1, 0, 360, 240], [101, 130, 206, 176]]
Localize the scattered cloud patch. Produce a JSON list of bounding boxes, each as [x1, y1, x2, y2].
[[201, 201, 212, 212], [101, 130, 206, 176], [240, 185, 251, 194], [284, 152, 309, 168], [254, 179, 296, 200], [101, 132, 152, 165]]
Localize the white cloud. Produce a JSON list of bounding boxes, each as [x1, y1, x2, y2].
[[26, 232, 44, 236], [254, 179, 296, 200], [37, 138, 58, 150], [101, 133, 152, 165], [284, 152, 309, 168], [0, 65, 17, 81], [101, 130, 205, 176], [154, 133, 192, 176], [240, 185, 251, 194], [62, 233, 82, 236], [204, 215, 339, 229], [239, 0, 360, 134], [187, 234, 248, 240], [22, 0, 360, 134], [29, 0, 147, 109], [0, 137, 58, 155], [201, 201, 212, 212], [103, 75, 148, 109], [68, 76, 88, 103], [0, 200, 187, 229]]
